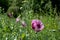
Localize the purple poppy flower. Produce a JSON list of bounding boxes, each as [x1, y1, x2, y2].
[[31, 19, 44, 32]]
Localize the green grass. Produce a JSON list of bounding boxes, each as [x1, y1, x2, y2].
[[0, 14, 60, 40]]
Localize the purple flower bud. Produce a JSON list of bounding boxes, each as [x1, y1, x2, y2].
[[7, 13, 13, 18], [31, 19, 44, 32], [16, 17, 20, 22], [21, 21, 27, 27]]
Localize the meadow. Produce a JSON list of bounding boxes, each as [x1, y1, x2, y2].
[[0, 0, 60, 40], [0, 13, 60, 40]]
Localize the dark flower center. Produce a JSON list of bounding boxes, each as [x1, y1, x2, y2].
[[32, 27, 35, 29], [32, 23, 35, 29], [37, 24, 41, 28]]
